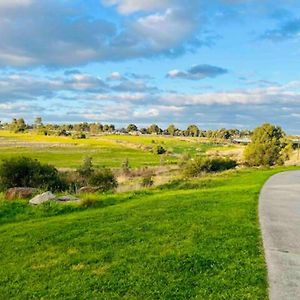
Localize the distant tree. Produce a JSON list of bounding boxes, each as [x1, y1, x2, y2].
[[140, 127, 148, 134], [127, 124, 138, 132], [90, 123, 101, 134], [244, 123, 291, 166], [166, 124, 177, 136], [10, 118, 26, 133], [186, 125, 200, 137], [108, 124, 115, 132], [34, 117, 43, 128], [148, 124, 162, 135]]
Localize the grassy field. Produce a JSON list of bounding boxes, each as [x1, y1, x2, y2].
[[0, 131, 163, 168], [0, 131, 231, 169], [101, 134, 233, 155], [0, 167, 295, 299]]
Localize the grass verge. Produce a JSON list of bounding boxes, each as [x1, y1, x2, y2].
[[0, 167, 297, 299]]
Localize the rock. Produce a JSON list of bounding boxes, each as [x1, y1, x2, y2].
[[5, 187, 37, 200], [29, 191, 56, 205], [56, 195, 80, 202], [78, 187, 99, 194]]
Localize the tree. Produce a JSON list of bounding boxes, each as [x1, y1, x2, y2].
[[90, 123, 101, 134], [148, 124, 162, 135], [244, 123, 291, 166], [10, 118, 26, 133], [127, 124, 138, 132], [186, 125, 200, 137], [34, 117, 43, 128], [166, 124, 177, 136]]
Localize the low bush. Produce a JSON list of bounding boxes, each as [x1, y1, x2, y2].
[[0, 157, 67, 192], [153, 145, 166, 155], [78, 198, 98, 208], [183, 156, 237, 177], [141, 175, 154, 187], [72, 132, 86, 139], [89, 168, 118, 192]]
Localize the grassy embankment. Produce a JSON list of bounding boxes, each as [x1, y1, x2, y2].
[[0, 167, 297, 299]]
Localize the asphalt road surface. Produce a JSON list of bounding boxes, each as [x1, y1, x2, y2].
[[259, 171, 300, 300]]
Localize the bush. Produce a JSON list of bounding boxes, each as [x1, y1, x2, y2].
[[122, 158, 131, 175], [88, 168, 118, 192], [78, 198, 98, 208], [153, 145, 166, 155], [0, 157, 67, 192], [72, 132, 86, 139], [141, 175, 154, 187], [77, 156, 93, 179], [183, 156, 237, 177]]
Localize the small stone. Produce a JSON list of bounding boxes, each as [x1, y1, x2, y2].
[[56, 195, 80, 202]]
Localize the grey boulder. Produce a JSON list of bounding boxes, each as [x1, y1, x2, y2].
[[29, 191, 56, 205]]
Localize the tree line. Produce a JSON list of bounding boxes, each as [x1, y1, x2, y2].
[[0, 117, 252, 140]]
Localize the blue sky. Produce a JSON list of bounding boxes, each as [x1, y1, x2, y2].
[[1, 0, 300, 132]]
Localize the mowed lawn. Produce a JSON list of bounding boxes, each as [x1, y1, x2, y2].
[[0, 168, 292, 299]]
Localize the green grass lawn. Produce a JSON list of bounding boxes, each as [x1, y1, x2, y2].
[[0, 167, 294, 299], [0, 131, 170, 168], [0, 146, 164, 168]]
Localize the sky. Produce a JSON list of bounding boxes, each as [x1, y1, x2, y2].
[[1, 0, 300, 132]]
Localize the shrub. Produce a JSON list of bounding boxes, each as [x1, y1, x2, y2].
[[183, 156, 237, 177], [122, 158, 131, 175], [153, 145, 166, 155], [89, 168, 118, 192], [77, 156, 94, 179], [72, 132, 86, 139], [0, 157, 67, 192], [78, 198, 98, 208], [141, 175, 154, 187]]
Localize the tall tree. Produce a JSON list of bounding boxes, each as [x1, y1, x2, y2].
[[166, 124, 177, 136], [34, 117, 43, 128], [148, 124, 162, 135], [127, 124, 138, 132], [187, 125, 200, 137], [244, 123, 291, 166]]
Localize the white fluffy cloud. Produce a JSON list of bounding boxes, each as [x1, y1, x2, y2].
[[0, 0, 201, 68], [160, 86, 300, 106], [102, 0, 171, 14], [0, 0, 32, 8]]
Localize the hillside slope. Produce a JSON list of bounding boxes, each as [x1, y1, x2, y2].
[[0, 169, 288, 299]]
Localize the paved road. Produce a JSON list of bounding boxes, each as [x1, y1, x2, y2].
[[259, 171, 300, 300]]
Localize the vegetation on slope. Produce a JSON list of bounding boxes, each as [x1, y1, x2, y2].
[[0, 168, 294, 299]]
